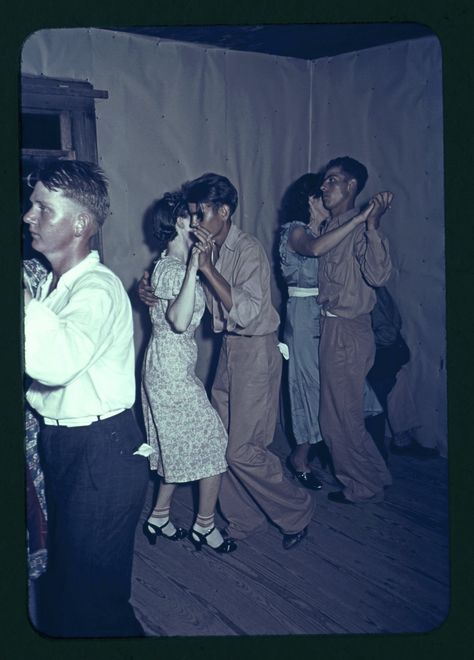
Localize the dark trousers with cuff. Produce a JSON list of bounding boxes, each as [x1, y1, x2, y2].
[[36, 409, 148, 638]]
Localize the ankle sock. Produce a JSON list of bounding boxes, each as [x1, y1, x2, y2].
[[192, 521, 224, 549], [148, 514, 177, 538]]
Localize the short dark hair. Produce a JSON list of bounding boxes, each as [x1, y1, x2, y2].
[[150, 191, 188, 253], [32, 160, 110, 226], [183, 173, 238, 217], [280, 173, 323, 225], [325, 156, 368, 195]]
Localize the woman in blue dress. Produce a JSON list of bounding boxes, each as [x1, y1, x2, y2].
[[279, 174, 376, 488]]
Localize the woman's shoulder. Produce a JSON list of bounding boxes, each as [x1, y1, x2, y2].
[[281, 220, 307, 239], [280, 221, 307, 258], [152, 255, 185, 276], [151, 256, 186, 297]]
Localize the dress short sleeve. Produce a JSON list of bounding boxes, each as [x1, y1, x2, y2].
[[279, 221, 307, 265], [151, 257, 186, 300], [279, 223, 292, 266]]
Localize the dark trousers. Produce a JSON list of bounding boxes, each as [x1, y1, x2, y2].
[[366, 334, 410, 419], [37, 410, 148, 638]]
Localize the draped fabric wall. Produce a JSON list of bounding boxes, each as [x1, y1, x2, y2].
[[21, 28, 311, 385], [310, 37, 445, 454], [21, 29, 446, 454]]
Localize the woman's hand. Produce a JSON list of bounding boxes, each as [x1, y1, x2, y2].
[[190, 226, 215, 272], [189, 244, 201, 270], [352, 201, 375, 226], [308, 195, 329, 225], [138, 270, 159, 306]]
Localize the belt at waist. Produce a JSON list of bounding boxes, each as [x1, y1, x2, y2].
[[320, 308, 338, 318], [43, 408, 126, 428], [288, 286, 319, 298], [224, 331, 254, 338]]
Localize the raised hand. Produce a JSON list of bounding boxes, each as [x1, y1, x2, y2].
[[190, 226, 215, 272], [138, 270, 159, 306], [308, 195, 329, 225], [353, 201, 376, 226], [366, 191, 394, 230]]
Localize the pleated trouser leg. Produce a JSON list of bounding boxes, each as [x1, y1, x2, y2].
[[319, 316, 392, 502], [212, 334, 314, 539]]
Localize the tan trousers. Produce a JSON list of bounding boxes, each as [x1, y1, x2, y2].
[[319, 316, 392, 502], [212, 333, 314, 539]]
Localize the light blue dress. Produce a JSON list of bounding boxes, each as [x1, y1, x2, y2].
[[279, 222, 382, 447], [280, 222, 323, 446]]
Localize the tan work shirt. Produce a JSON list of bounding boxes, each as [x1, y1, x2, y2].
[[204, 223, 280, 335], [317, 208, 392, 319]]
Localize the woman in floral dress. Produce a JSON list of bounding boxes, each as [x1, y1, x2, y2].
[[24, 258, 49, 579], [141, 192, 236, 553]]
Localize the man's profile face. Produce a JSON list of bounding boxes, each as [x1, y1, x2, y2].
[[188, 201, 226, 237], [23, 182, 79, 258], [320, 166, 354, 211]]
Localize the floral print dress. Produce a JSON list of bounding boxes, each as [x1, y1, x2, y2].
[[141, 256, 228, 482], [24, 258, 49, 578]]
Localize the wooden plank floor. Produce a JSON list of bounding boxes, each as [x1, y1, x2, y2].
[[131, 424, 449, 637]]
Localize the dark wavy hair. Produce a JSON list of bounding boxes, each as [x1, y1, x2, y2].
[[30, 159, 110, 226], [182, 172, 238, 217], [279, 173, 323, 225], [150, 191, 189, 253], [324, 156, 368, 195]]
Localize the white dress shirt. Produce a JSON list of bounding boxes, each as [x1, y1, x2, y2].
[[25, 251, 136, 423]]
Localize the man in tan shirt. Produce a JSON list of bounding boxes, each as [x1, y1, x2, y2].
[[185, 173, 315, 549], [317, 156, 394, 503]]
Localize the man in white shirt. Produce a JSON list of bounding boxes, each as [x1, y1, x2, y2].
[[23, 160, 148, 637]]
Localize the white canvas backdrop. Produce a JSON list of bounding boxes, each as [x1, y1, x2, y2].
[[21, 27, 311, 385], [310, 36, 446, 454], [21, 28, 446, 454]]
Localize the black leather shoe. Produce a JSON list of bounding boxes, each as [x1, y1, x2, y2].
[[282, 526, 308, 550], [190, 527, 237, 554], [143, 520, 188, 545], [327, 491, 352, 504], [286, 457, 323, 490]]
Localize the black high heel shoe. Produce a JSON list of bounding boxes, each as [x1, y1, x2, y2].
[[189, 527, 237, 553], [143, 519, 188, 545], [286, 457, 323, 490]]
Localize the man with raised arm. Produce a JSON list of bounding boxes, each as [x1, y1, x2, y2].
[[317, 156, 394, 504]]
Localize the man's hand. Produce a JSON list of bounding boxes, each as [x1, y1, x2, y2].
[[138, 270, 158, 306], [366, 191, 394, 230], [190, 226, 215, 273]]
